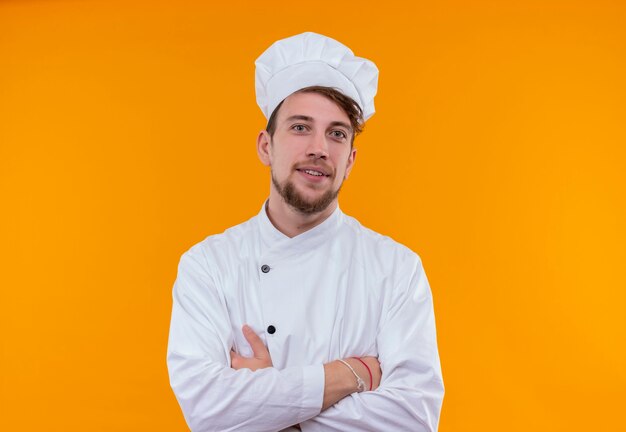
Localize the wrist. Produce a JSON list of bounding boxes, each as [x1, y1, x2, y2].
[[321, 360, 359, 410], [338, 358, 367, 392], [353, 357, 373, 391]]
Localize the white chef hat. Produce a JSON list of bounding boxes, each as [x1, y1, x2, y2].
[[255, 32, 379, 123]]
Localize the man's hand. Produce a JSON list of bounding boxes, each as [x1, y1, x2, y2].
[[230, 325, 383, 414], [230, 325, 273, 371]]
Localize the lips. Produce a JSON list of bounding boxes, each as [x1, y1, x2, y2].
[[298, 169, 325, 177], [295, 165, 331, 177]]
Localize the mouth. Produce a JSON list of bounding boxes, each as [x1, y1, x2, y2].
[[295, 166, 331, 177], [296, 169, 328, 177], [294, 167, 332, 183]]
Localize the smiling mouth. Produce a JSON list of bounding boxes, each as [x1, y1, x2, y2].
[[296, 168, 330, 177]]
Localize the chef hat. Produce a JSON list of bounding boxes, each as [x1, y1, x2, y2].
[[255, 32, 379, 123]]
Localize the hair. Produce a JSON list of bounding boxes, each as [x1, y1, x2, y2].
[[265, 86, 364, 146]]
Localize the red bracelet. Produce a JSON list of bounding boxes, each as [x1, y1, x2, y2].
[[354, 357, 373, 391]]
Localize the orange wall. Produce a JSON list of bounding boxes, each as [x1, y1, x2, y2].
[[1, 0, 624, 430]]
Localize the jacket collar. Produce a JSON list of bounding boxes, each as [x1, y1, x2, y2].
[[257, 199, 344, 258]]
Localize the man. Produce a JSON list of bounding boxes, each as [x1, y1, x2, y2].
[[167, 32, 444, 431]]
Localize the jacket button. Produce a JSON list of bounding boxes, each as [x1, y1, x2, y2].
[[267, 325, 276, 334], [261, 264, 270, 273]]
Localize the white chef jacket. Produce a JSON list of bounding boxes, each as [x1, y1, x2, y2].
[[167, 202, 444, 432]]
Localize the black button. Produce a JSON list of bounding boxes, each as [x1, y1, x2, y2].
[[261, 264, 270, 273], [267, 325, 276, 334]]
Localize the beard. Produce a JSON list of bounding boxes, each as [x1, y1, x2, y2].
[[271, 170, 343, 215]]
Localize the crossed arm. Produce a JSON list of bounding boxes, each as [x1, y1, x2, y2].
[[230, 324, 382, 412], [167, 301, 380, 431], [167, 250, 381, 431], [167, 249, 444, 431]]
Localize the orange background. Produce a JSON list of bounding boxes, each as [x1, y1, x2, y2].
[[1, 0, 625, 430]]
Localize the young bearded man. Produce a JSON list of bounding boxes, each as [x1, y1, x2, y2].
[[167, 32, 444, 431]]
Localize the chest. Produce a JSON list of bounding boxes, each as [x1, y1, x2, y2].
[[222, 245, 390, 368]]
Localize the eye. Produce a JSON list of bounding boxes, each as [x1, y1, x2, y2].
[[291, 124, 308, 132], [330, 130, 347, 140]]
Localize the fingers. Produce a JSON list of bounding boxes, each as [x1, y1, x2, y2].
[[242, 324, 269, 359], [230, 326, 274, 370], [230, 349, 241, 369]]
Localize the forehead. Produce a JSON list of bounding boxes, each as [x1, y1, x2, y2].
[[277, 92, 350, 125]]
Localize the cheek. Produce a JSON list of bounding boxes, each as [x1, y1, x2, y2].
[[270, 154, 293, 175], [335, 154, 351, 171], [339, 154, 355, 179]]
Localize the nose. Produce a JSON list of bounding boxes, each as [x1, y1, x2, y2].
[[306, 131, 329, 160]]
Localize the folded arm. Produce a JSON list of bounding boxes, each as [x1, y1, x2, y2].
[[167, 249, 326, 431], [166, 248, 381, 432], [299, 254, 445, 432], [230, 323, 382, 411]]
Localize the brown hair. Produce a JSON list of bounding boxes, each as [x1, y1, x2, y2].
[[265, 86, 364, 145]]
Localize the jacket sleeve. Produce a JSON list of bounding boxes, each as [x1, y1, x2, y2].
[[166, 246, 324, 432], [298, 254, 445, 432]]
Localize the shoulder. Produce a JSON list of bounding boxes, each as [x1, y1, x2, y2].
[[179, 213, 260, 270], [339, 213, 429, 305], [340, 212, 422, 269]]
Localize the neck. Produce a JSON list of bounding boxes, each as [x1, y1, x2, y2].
[[266, 188, 338, 238]]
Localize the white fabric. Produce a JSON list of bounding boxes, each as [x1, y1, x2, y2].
[[255, 32, 379, 122], [167, 202, 444, 431]]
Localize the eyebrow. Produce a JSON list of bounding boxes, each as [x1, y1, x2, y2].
[[285, 115, 314, 123], [285, 115, 353, 132], [329, 121, 353, 132]]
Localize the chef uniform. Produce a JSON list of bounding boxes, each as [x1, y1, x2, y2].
[[167, 32, 444, 432]]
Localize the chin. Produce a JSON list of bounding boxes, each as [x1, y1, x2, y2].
[[273, 172, 341, 214]]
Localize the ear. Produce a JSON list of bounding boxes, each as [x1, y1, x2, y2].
[[256, 130, 272, 166], [343, 147, 357, 179]]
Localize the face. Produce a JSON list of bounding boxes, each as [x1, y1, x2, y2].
[[257, 91, 357, 215]]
